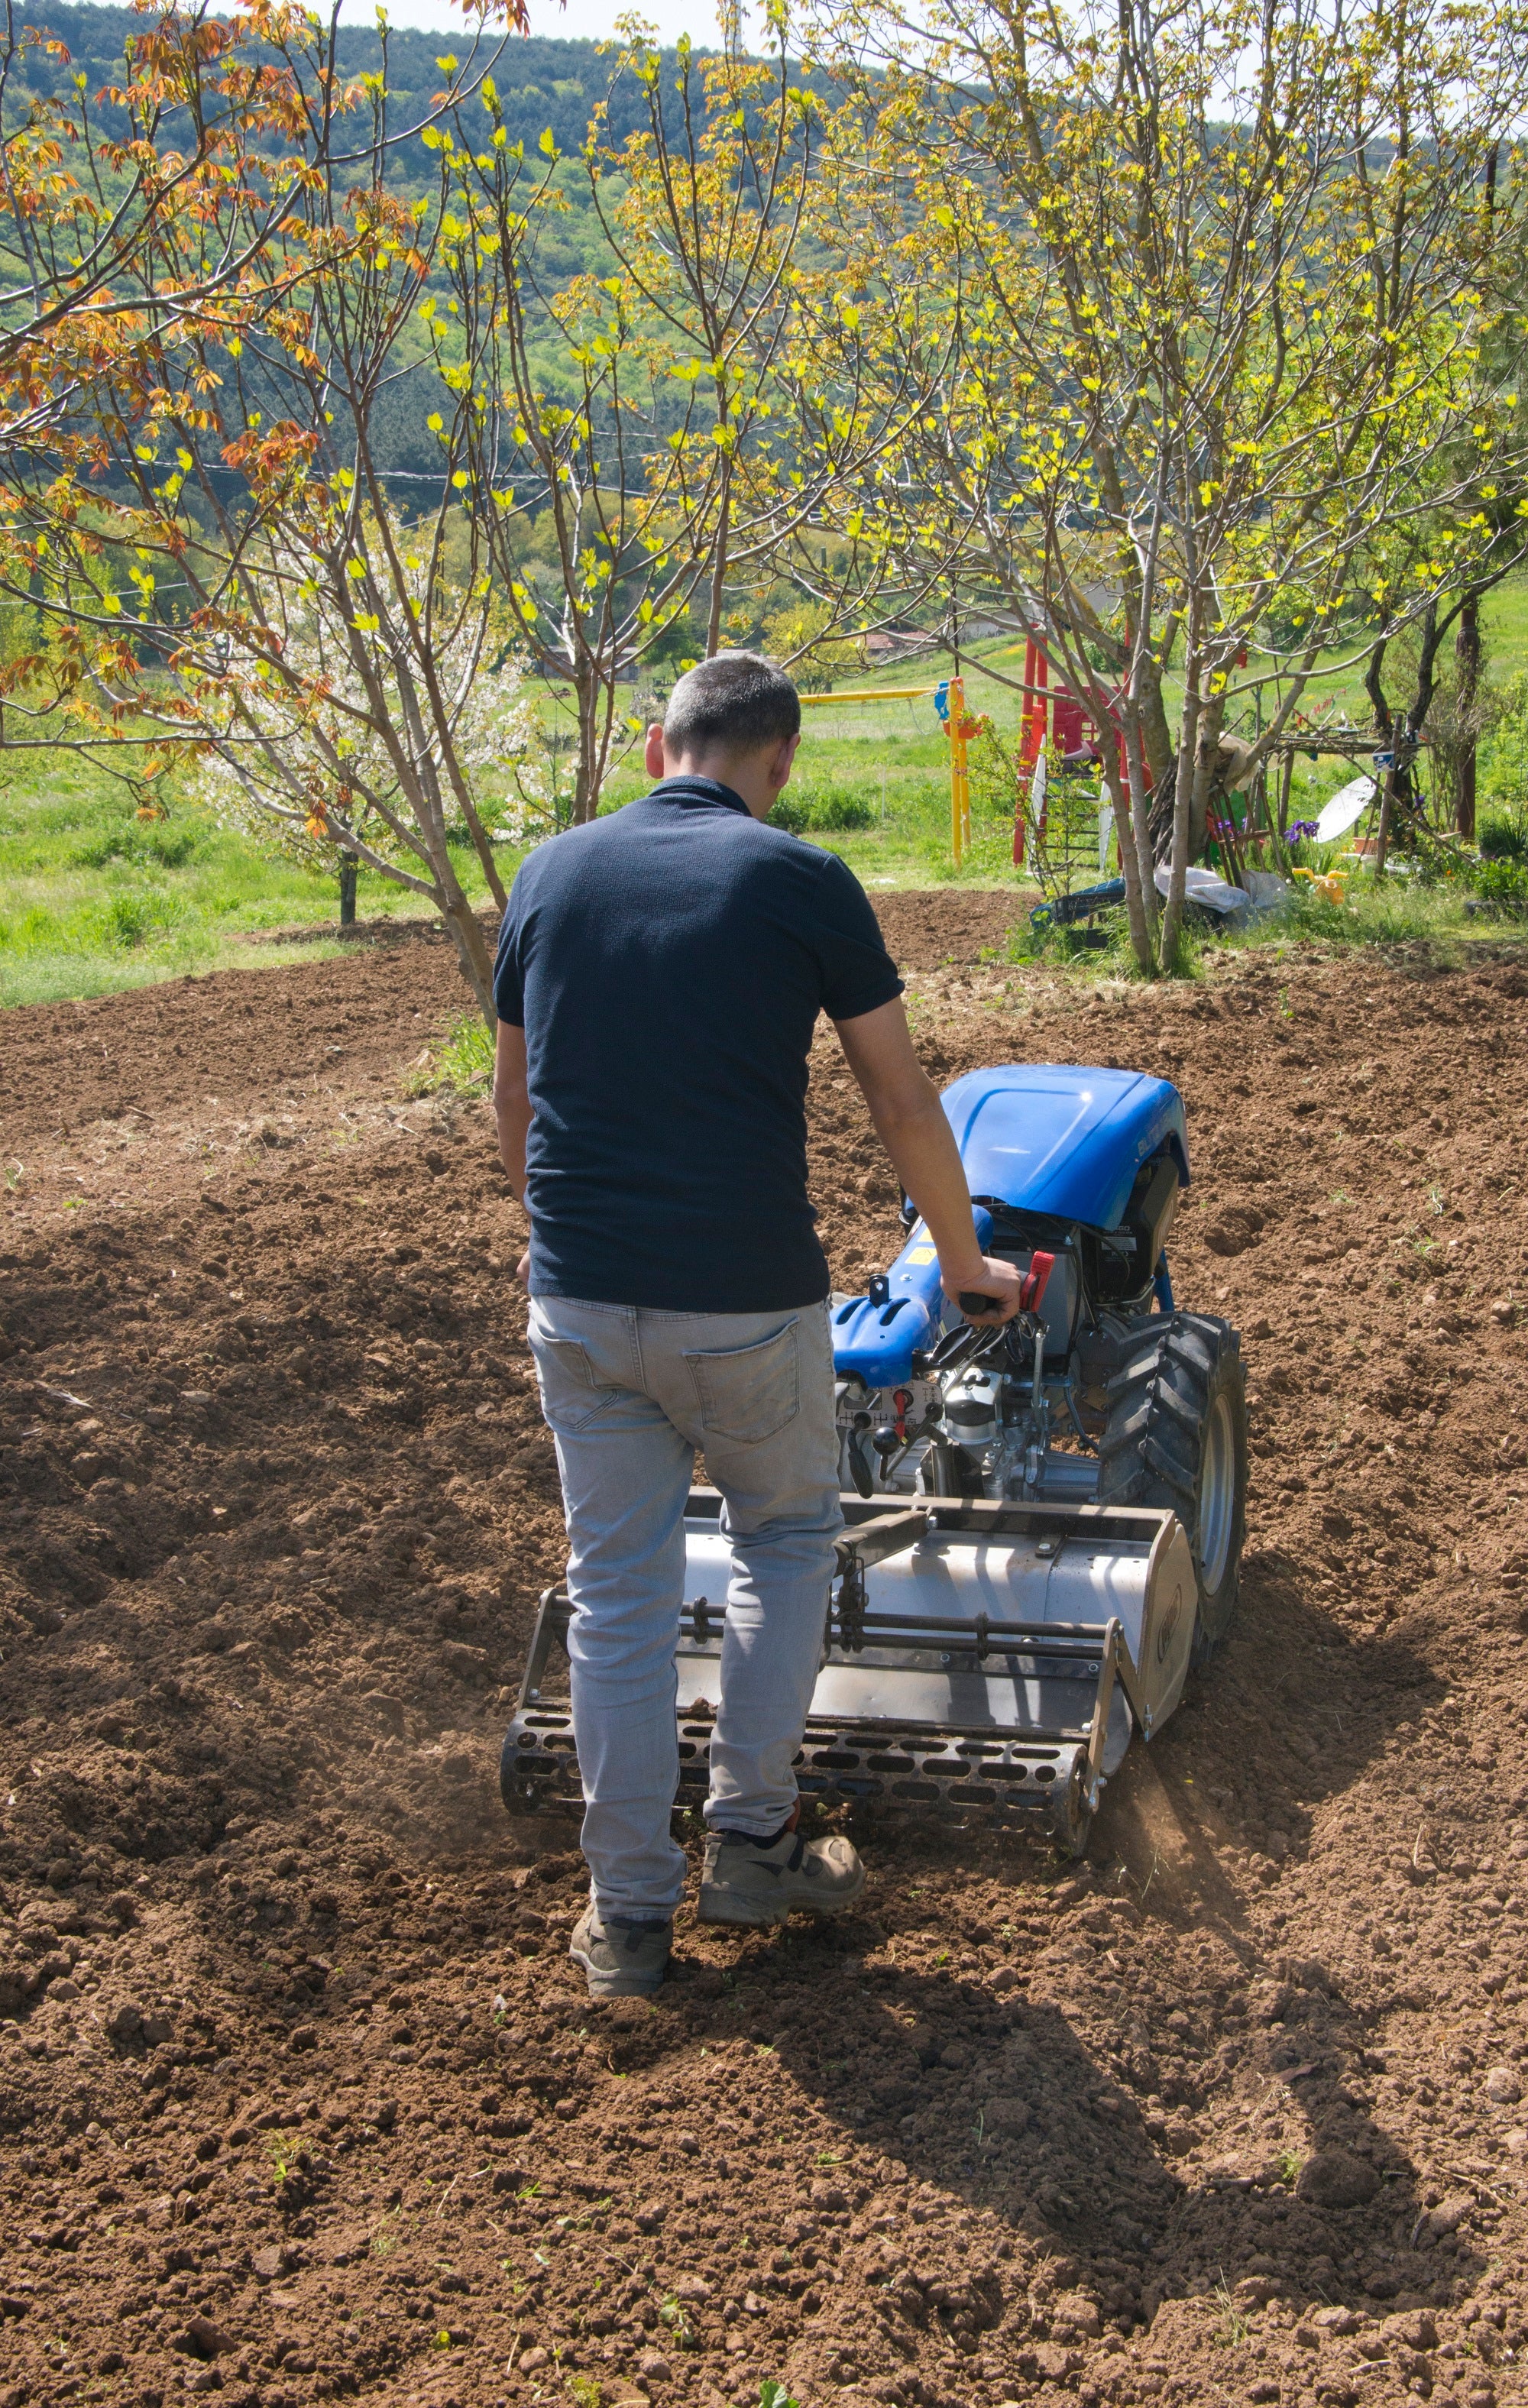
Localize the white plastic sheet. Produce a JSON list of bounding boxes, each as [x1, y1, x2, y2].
[[1315, 773, 1376, 843], [1153, 862, 1251, 915]]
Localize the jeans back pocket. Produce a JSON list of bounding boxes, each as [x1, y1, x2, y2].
[[682, 1319, 800, 1445], [529, 1326, 615, 1433]]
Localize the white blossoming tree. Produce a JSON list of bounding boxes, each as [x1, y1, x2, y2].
[[183, 519, 548, 982]]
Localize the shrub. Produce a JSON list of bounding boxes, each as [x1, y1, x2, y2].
[[768, 794, 811, 833], [73, 820, 199, 871], [769, 788, 875, 834], [107, 894, 157, 948], [1478, 807, 1527, 860], [811, 789, 874, 832], [406, 1013, 496, 1094], [1470, 856, 1528, 914]]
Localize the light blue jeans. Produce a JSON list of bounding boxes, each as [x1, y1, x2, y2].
[[526, 1294, 843, 1918]]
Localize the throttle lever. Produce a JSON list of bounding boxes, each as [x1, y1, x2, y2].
[[1020, 1251, 1056, 1315]]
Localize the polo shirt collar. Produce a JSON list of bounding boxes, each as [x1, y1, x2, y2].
[[650, 775, 751, 817]]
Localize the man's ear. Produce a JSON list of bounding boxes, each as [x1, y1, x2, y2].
[[644, 722, 667, 780], [770, 730, 802, 794]]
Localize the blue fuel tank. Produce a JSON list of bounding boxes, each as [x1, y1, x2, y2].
[[941, 1064, 1188, 1228]]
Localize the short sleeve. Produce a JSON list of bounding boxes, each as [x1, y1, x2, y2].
[[811, 852, 905, 1022], [492, 877, 526, 1026]]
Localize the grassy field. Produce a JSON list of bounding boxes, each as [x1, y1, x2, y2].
[[4, 597, 1527, 1011], [0, 748, 500, 1011]]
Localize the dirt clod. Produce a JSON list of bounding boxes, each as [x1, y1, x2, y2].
[[174, 2313, 228, 2359], [1296, 2146, 1382, 2208]]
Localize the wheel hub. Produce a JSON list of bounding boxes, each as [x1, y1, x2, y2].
[[1197, 1389, 1236, 1593]]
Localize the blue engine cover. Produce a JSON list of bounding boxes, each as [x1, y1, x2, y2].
[[830, 1066, 1188, 1390], [940, 1063, 1188, 1228]]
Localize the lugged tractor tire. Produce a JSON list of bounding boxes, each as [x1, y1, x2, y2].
[[1097, 1312, 1248, 1664]]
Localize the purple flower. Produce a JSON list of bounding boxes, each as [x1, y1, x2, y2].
[[1287, 820, 1319, 840]]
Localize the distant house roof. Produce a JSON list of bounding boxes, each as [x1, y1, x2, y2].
[[864, 630, 932, 659]]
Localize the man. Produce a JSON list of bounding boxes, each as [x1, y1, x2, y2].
[[493, 652, 1021, 1999]]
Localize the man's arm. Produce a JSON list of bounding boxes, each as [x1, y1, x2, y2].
[[492, 1020, 534, 1283], [833, 998, 1023, 1322]]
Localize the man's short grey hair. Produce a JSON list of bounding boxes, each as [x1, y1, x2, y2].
[[662, 651, 801, 755]]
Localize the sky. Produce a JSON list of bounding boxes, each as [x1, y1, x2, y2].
[[332, 0, 730, 44]]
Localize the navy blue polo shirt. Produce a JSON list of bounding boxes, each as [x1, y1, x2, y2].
[[493, 777, 904, 1312]]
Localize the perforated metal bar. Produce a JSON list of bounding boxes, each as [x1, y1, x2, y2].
[[500, 1700, 1089, 1840]]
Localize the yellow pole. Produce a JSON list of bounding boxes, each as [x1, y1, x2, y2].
[[948, 675, 971, 865], [796, 685, 939, 707]]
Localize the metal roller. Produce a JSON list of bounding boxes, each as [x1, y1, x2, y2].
[[501, 1489, 1197, 1855]]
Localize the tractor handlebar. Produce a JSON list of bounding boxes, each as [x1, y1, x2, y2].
[[957, 1251, 1055, 1324]]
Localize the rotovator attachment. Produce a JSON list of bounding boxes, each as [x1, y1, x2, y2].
[[502, 1064, 1248, 1856]]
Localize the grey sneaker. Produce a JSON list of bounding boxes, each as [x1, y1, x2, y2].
[[568, 1906, 672, 1999], [698, 1824, 866, 1927]]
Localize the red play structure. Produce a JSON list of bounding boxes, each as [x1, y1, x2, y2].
[[1013, 636, 1135, 867]]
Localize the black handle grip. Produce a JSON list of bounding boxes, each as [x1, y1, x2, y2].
[[958, 1290, 1002, 1316]]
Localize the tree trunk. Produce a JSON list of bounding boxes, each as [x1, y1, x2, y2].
[[706, 451, 732, 659], [440, 886, 498, 1028], [1385, 602, 1442, 851], [1186, 698, 1225, 865], [1365, 639, 1390, 736], [338, 859, 358, 927], [571, 659, 601, 827], [1406, 602, 1445, 746], [1374, 765, 1396, 879], [1119, 696, 1162, 959], [1157, 690, 1199, 972], [1139, 669, 1174, 791], [1455, 591, 1480, 842], [1102, 731, 1155, 973], [455, 794, 510, 915]]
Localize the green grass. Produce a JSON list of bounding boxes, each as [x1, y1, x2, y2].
[[0, 749, 513, 1009], [1211, 2274, 1254, 2350], [1238, 873, 1484, 950], [1000, 850, 1502, 982], [406, 1015, 497, 1096], [0, 665, 1030, 1018]]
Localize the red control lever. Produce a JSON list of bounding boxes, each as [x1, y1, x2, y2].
[[1019, 1252, 1056, 1315]]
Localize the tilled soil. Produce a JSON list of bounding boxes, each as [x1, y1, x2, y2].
[[1, 911, 1526, 2408]]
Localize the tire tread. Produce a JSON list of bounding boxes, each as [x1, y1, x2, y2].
[[1096, 1309, 1248, 1664]]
